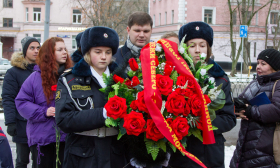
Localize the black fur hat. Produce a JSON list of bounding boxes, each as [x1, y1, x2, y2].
[[75, 32, 83, 48], [178, 21, 213, 47], [80, 26, 119, 55]]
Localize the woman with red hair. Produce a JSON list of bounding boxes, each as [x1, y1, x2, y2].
[[15, 37, 72, 168]]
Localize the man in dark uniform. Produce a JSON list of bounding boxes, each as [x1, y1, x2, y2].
[[2, 36, 40, 168]]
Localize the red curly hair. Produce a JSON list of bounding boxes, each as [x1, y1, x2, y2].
[[36, 37, 73, 104]]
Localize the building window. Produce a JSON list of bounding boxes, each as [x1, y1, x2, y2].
[[233, 11, 237, 25], [171, 10, 174, 24], [165, 12, 167, 25], [159, 13, 161, 26], [33, 34, 41, 43], [270, 12, 279, 24], [204, 10, 213, 24], [202, 7, 216, 24], [26, 8, 29, 22], [3, 18, 13, 27], [246, 11, 252, 22], [153, 15, 155, 27], [73, 9, 82, 24], [3, 0, 12, 8], [33, 8, 41, 22], [72, 35, 77, 50]]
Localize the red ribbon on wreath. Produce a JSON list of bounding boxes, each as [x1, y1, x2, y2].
[[140, 40, 215, 168]]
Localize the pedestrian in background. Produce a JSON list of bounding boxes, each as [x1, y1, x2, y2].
[[0, 126, 14, 168], [55, 26, 126, 168], [71, 32, 83, 65], [15, 37, 72, 168], [2, 36, 40, 168], [230, 48, 280, 168], [161, 32, 179, 45], [167, 21, 236, 168]]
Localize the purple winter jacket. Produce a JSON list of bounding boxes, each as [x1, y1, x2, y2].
[[15, 65, 66, 147]]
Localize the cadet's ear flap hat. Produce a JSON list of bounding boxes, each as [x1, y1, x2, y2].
[[178, 21, 213, 47], [257, 48, 280, 71], [80, 26, 119, 56], [21, 36, 40, 57], [75, 32, 84, 49]]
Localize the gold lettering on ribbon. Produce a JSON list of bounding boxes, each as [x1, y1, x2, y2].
[[159, 39, 213, 133]]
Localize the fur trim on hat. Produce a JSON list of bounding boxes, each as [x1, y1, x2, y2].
[[10, 52, 29, 70]]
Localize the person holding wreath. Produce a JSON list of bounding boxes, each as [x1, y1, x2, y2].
[[55, 26, 127, 168], [166, 21, 236, 168]]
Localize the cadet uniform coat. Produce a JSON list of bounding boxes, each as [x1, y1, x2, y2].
[[55, 58, 126, 168]]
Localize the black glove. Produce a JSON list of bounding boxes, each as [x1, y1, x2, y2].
[[7, 123, 17, 136], [234, 98, 248, 112], [244, 105, 252, 119]]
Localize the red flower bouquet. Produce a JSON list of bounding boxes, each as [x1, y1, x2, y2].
[[101, 39, 225, 168]]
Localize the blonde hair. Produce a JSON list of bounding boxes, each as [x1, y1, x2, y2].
[[84, 52, 92, 66]]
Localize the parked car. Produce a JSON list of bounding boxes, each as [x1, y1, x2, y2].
[[0, 58, 12, 76]]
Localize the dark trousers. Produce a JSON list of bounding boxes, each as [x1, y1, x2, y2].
[[16, 143, 33, 168], [30, 142, 65, 168]]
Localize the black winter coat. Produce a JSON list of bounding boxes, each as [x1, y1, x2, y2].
[[113, 42, 133, 66], [55, 58, 126, 168], [168, 59, 236, 168], [0, 127, 13, 168], [2, 52, 35, 143], [230, 71, 280, 168]]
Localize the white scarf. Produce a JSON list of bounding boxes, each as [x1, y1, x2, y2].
[[90, 66, 110, 88]]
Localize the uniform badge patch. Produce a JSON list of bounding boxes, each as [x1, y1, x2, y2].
[[72, 85, 91, 91], [55, 89, 62, 102]]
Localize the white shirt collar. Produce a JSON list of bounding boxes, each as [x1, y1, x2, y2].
[[90, 66, 110, 88]]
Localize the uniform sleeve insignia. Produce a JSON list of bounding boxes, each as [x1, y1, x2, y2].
[[55, 89, 62, 102]]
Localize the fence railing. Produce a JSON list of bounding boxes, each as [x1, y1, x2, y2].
[[230, 77, 254, 98]]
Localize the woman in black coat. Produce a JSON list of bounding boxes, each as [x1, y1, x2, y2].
[[55, 27, 126, 168], [167, 21, 236, 168], [230, 49, 280, 168]]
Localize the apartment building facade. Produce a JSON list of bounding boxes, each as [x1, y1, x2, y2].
[[0, 0, 87, 60], [149, 0, 280, 70]]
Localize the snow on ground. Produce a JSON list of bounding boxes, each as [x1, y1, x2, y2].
[[225, 145, 236, 167], [0, 113, 4, 120]]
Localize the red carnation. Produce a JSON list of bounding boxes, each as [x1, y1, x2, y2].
[[165, 118, 173, 126], [128, 58, 139, 71], [125, 79, 132, 88], [113, 74, 124, 84], [146, 119, 164, 141], [123, 111, 146, 136], [204, 94, 211, 104], [155, 56, 159, 66], [136, 91, 148, 113], [176, 75, 195, 89], [188, 94, 203, 116], [130, 100, 138, 110], [104, 95, 127, 120], [156, 74, 173, 96], [171, 117, 190, 140], [51, 85, 57, 91], [175, 88, 194, 98], [165, 91, 190, 116], [131, 76, 140, 87], [163, 61, 173, 76]]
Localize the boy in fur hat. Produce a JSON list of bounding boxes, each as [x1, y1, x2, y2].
[[2, 36, 40, 168]]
